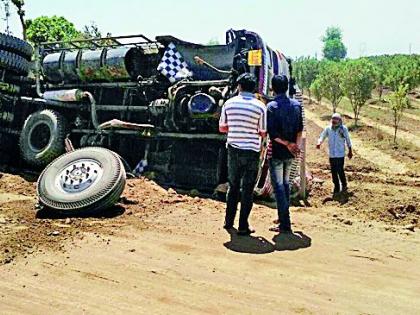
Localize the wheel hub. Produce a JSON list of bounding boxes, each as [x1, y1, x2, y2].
[[57, 159, 103, 193]]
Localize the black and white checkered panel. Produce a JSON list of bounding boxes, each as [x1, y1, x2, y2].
[[157, 43, 191, 83]]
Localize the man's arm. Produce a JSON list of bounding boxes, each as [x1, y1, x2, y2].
[[268, 104, 300, 156], [258, 106, 268, 138], [219, 104, 228, 133], [267, 104, 279, 140], [316, 127, 328, 149], [344, 126, 353, 159]]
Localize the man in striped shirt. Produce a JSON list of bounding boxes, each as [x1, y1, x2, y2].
[[219, 73, 267, 236]]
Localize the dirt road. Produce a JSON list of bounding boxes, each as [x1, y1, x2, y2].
[[1, 103, 419, 314], [1, 195, 420, 315]]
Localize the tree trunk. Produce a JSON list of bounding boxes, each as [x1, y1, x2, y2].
[[18, 12, 27, 40], [353, 107, 359, 126], [308, 89, 312, 104], [393, 110, 398, 144], [378, 86, 383, 101]]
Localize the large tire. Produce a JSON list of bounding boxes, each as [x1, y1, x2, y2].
[[19, 109, 67, 168], [37, 147, 126, 215], [0, 50, 30, 75], [0, 33, 33, 60]]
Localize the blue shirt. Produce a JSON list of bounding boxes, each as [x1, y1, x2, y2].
[[219, 92, 267, 152], [318, 124, 352, 158], [267, 94, 304, 160]]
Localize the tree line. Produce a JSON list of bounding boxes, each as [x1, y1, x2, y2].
[[294, 53, 420, 144]]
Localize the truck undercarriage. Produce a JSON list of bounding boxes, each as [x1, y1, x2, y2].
[[0, 29, 305, 198]]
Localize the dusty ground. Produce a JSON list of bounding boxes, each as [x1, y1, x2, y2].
[[0, 99, 419, 314]]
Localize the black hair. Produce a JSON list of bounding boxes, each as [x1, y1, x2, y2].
[[237, 73, 257, 93], [272, 75, 289, 94]]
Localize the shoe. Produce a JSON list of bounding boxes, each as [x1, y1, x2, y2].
[[223, 224, 234, 230], [270, 226, 293, 234], [279, 228, 293, 234], [237, 228, 256, 236]]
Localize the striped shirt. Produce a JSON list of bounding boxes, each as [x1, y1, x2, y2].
[[219, 92, 267, 152]]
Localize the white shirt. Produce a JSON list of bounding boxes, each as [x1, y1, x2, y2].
[[219, 92, 267, 152]]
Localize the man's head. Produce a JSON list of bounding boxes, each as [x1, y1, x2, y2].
[[331, 113, 342, 126], [272, 75, 289, 95], [237, 73, 257, 93]]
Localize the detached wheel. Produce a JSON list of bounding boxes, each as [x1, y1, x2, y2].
[[19, 109, 67, 168], [37, 147, 126, 215]]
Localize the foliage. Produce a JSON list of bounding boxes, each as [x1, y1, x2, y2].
[[310, 78, 323, 103], [26, 15, 81, 43], [294, 57, 319, 101], [317, 61, 344, 113], [386, 84, 409, 144], [321, 26, 347, 61], [341, 59, 377, 126], [207, 38, 220, 45], [383, 55, 420, 92], [81, 21, 113, 47]]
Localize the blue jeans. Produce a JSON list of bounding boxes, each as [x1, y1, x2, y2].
[[269, 158, 293, 230]]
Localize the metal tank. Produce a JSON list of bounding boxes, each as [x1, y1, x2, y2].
[[78, 48, 107, 82], [42, 52, 64, 83], [103, 47, 132, 81], [62, 50, 81, 83]]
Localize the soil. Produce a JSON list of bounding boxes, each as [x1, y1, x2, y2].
[[0, 99, 419, 314]]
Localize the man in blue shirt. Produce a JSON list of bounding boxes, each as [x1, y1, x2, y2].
[[317, 113, 353, 194], [267, 75, 303, 234]]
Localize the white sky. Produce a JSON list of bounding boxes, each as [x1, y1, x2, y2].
[[2, 0, 419, 58]]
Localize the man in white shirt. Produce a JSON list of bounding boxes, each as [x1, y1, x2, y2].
[[219, 73, 267, 235], [317, 113, 353, 194]]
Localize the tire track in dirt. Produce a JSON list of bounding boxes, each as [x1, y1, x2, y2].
[[305, 109, 408, 174]]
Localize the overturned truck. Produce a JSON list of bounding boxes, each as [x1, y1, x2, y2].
[[0, 29, 306, 199]]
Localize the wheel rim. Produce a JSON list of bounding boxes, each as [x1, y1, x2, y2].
[[28, 122, 51, 152], [55, 159, 103, 193]]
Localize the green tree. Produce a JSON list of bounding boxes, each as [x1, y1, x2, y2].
[[26, 15, 81, 43], [317, 61, 344, 113], [370, 55, 388, 100], [384, 55, 420, 92], [341, 59, 376, 126], [386, 84, 409, 144], [322, 26, 347, 61], [310, 78, 323, 104], [295, 57, 319, 102], [207, 37, 220, 45]]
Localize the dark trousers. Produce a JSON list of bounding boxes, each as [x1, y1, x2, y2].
[[225, 146, 259, 230], [329, 157, 347, 192]]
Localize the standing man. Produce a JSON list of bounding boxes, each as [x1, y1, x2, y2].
[[317, 113, 353, 194], [219, 73, 267, 236], [267, 75, 303, 234]]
